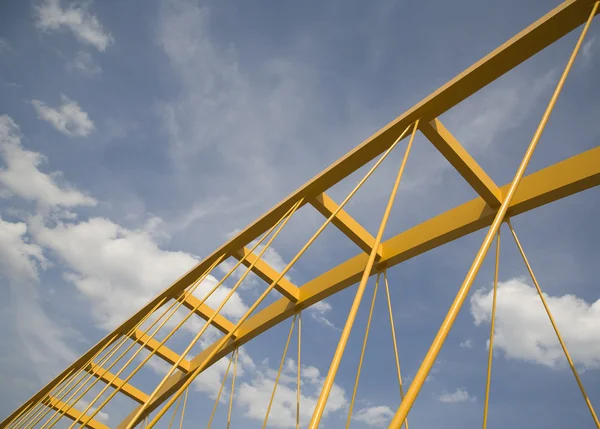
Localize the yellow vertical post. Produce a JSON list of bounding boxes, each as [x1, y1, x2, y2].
[[309, 120, 420, 429], [388, 4, 599, 427]]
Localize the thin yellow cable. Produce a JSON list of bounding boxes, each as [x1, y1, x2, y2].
[[139, 123, 414, 429], [206, 353, 234, 429], [388, 4, 599, 427], [19, 370, 88, 429], [310, 120, 419, 429], [482, 230, 500, 429], [227, 349, 239, 429], [123, 198, 303, 429], [36, 299, 165, 429], [179, 388, 189, 429], [383, 270, 408, 429], [65, 253, 225, 429], [46, 258, 218, 429], [507, 220, 600, 428], [262, 315, 298, 429], [345, 273, 380, 429], [296, 312, 302, 429], [166, 391, 183, 429], [16, 328, 127, 429]]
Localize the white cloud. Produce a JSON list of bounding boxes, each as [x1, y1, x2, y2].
[[470, 278, 600, 369], [353, 405, 395, 427], [35, 0, 114, 51], [438, 388, 475, 403], [0, 38, 11, 54], [30, 216, 248, 330], [308, 300, 339, 331], [0, 216, 46, 284], [459, 339, 473, 349], [75, 399, 109, 423], [581, 36, 596, 66], [31, 95, 95, 137], [236, 359, 347, 428], [0, 216, 79, 383], [447, 69, 557, 152], [0, 115, 97, 208], [67, 51, 102, 77], [155, 0, 320, 210]]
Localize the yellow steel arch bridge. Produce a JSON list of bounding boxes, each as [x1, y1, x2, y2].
[[2, 0, 600, 428]]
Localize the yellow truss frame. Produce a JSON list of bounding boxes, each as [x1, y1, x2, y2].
[[3, 1, 599, 428]]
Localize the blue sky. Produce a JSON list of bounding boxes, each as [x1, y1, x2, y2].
[[1, 0, 600, 428]]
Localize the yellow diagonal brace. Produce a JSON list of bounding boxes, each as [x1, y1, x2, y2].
[[233, 247, 300, 302], [42, 397, 108, 429], [85, 363, 149, 405], [114, 145, 600, 425], [420, 118, 502, 207], [131, 330, 191, 373], [179, 293, 237, 335], [310, 193, 383, 257]]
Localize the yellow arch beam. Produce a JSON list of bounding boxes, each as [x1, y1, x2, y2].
[[118, 145, 600, 427]]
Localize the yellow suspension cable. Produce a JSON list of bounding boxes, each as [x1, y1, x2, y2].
[[383, 270, 408, 429], [179, 388, 189, 429], [482, 230, 500, 429], [166, 391, 183, 429], [263, 315, 298, 429], [49, 257, 220, 429], [140, 122, 414, 429], [42, 325, 154, 429], [346, 273, 380, 429], [227, 349, 239, 429], [8, 329, 121, 429], [206, 353, 234, 429], [18, 370, 88, 429], [296, 312, 302, 429], [507, 220, 600, 428], [75, 198, 300, 428], [388, 4, 599, 427], [14, 328, 126, 429], [36, 299, 166, 429], [310, 120, 419, 429], [126, 198, 303, 429], [66, 253, 225, 429]]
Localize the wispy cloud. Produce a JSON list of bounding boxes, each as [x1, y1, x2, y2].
[[0, 115, 97, 208], [438, 387, 475, 403], [66, 51, 102, 77], [31, 95, 95, 137], [353, 405, 395, 427], [35, 0, 114, 51]]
